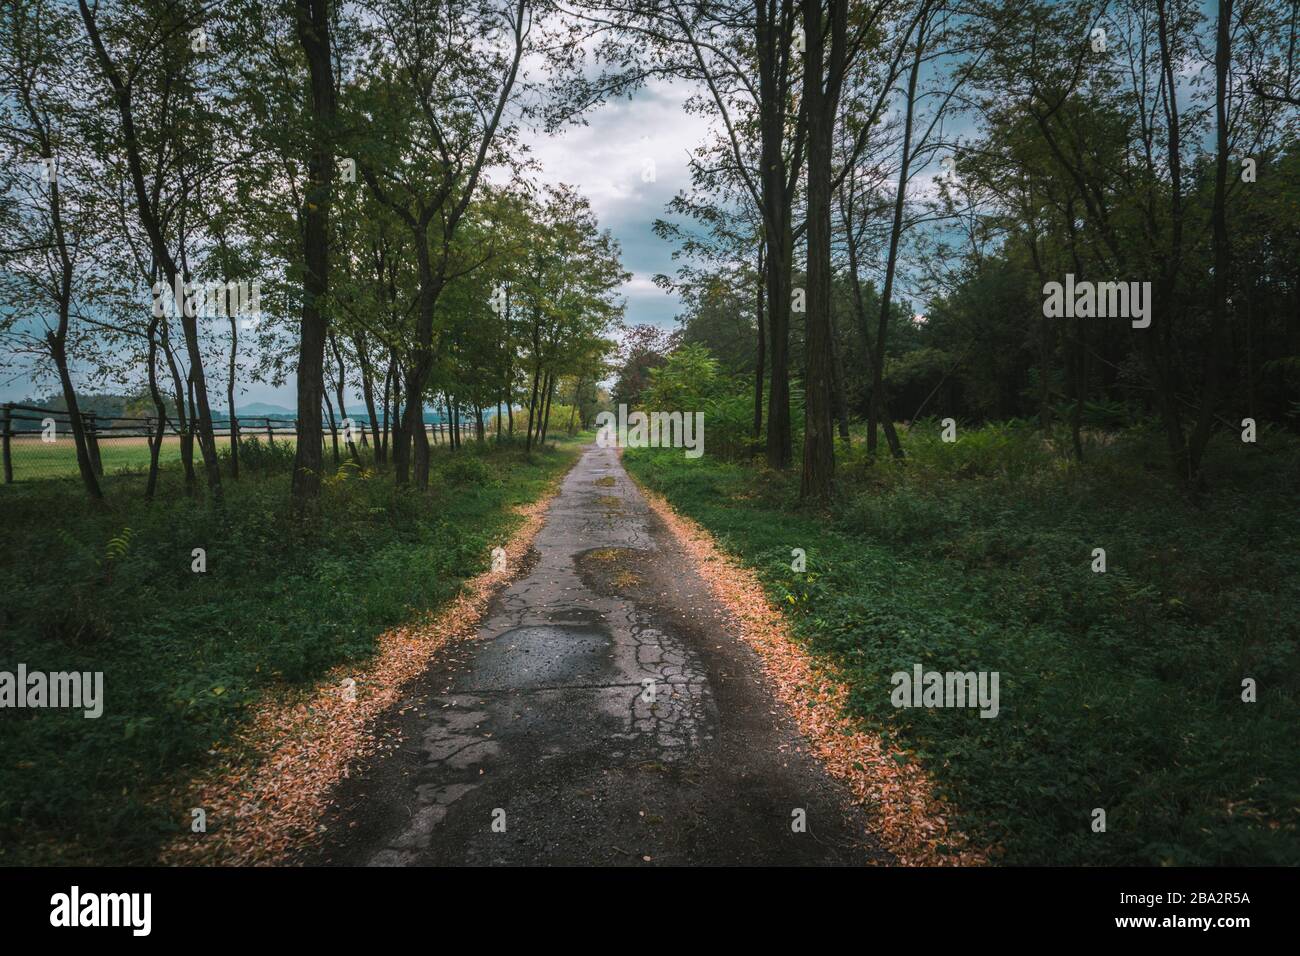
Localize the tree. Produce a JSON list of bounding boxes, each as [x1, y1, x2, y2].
[[290, 0, 337, 500], [0, 0, 104, 499], [78, 0, 225, 501], [348, 0, 534, 487]]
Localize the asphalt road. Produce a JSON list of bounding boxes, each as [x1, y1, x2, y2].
[[310, 443, 885, 865]]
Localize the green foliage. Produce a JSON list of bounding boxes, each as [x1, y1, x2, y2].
[[0, 438, 581, 864], [698, 390, 757, 460], [841, 487, 954, 544], [644, 342, 721, 411], [625, 426, 1300, 865], [890, 417, 1052, 482], [437, 448, 497, 486], [223, 435, 296, 473]]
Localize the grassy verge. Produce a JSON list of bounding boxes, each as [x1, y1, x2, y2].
[[0, 433, 584, 864], [624, 423, 1299, 865]]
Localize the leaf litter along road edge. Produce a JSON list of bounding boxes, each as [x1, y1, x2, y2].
[[627, 458, 994, 867], [157, 462, 576, 867]]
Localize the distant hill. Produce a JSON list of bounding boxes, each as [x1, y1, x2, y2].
[[15, 393, 473, 428], [222, 401, 297, 418], [14, 392, 132, 418], [221, 402, 462, 426]]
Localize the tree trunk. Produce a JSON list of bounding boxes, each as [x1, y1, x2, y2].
[[186, 376, 199, 482], [1065, 214, 1087, 462], [842, 182, 904, 458], [324, 391, 340, 465], [829, 300, 851, 442], [1025, 233, 1054, 432], [144, 307, 167, 500], [757, 0, 797, 468], [50, 338, 102, 501], [540, 373, 556, 446], [411, 399, 429, 483], [525, 352, 542, 453], [379, 356, 392, 465], [391, 360, 406, 473], [394, 366, 422, 483], [398, 238, 442, 486], [799, 0, 843, 499], [354, 332, 381, 458], [1150, 0, 1193, 481], [753, 243, 766, 440], [1187, 0, 1235, 486], [870, 3, 928, 458], [330, 333, 358, 462], [288, 0, 336, 501], [43, 157, 101, 500], [161, 327, 195, 494], [227, 313, 239, 479]]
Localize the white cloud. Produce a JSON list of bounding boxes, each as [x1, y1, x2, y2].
[[514, 78, 713, 333]]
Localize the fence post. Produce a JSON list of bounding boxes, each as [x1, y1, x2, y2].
[[83, 413, 104, 476], [2, 403, 12, 484], [265, 417, 273, 442]]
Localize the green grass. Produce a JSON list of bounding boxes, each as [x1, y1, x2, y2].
[[625, 421, 1300, 865], [4, 433, 251, 481], [0, 433, 583, 864]]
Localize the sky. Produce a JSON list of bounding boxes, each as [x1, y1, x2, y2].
[[522, 77, 714, 335], [1, 77, 706, 409]]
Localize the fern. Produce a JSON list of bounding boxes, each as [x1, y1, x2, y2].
[[105, 527, 134, 563]]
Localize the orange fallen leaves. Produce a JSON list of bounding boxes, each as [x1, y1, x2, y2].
[[157, 489, 561, 867], [635, 479, 993, 867]]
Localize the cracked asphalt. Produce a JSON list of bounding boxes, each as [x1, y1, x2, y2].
[[309, 443, 886, 866]]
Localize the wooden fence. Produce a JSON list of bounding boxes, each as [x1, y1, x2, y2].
[[0, 403, 470, 484]]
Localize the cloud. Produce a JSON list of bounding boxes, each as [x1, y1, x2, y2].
[[520, 78, 711, 333]]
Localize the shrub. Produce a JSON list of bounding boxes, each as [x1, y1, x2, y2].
[[840, 487, 953, 543], [223, 435, 296, 473], [439, 452, 495, 486]]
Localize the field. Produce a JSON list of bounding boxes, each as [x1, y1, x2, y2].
[[4, 433, 246, 482], [624, 422, 1300, 865], [0, 434, 583, 865], [1, 427, 478, 482]]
